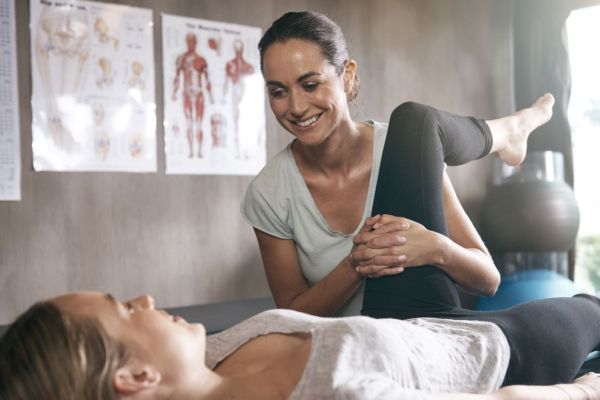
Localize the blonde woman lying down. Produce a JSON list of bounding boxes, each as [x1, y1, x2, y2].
[[1, 291, 600, 399]]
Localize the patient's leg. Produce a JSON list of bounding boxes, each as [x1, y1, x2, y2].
[[362, 102, 493, 316], [362, 95, 554, 318], [488, 93, 554, 166], [477, 294, 600, 386]]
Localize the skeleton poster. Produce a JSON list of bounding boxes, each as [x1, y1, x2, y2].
[[162, 14, 266, 175], [30, 0, 156, 172]]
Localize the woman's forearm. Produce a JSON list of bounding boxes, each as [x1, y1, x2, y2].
[[495, 383, 594, 400], [434, 383, 594, 400], [434, 233, 500, 296], [437, 172, 500, 296], [257, 229, 364, 317], [283, 255, 363, 317]]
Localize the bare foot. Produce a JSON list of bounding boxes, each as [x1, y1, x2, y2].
[[496, 93, 554, 166]]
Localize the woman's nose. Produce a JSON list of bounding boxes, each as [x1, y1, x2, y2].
[[128, 295, 155, 310], [289, 91, 309, 116]]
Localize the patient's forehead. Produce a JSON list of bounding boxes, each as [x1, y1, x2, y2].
[[52, 292, 112, 315]]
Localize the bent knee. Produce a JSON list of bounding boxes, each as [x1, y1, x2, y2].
[[390, 101, 441, 138], [392, 101, 440, 124]]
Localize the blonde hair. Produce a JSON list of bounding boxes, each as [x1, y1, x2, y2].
[[0, 302, 129, 399]]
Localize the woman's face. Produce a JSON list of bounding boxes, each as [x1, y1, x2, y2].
[[262, 39, 354, 146], [53, 292, 206, 381]]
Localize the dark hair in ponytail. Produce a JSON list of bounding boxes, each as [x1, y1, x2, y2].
[[259, 11, 360, 101]]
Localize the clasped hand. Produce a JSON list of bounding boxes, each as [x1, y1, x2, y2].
[[349, 214, 443, 278], [572, 372, 600, 400]]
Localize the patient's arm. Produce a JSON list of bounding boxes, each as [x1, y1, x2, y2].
[[337, 373, 600, 399], [436, 374, 600, 400]]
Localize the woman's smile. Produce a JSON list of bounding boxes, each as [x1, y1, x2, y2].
[[291, 112, 323, 128]]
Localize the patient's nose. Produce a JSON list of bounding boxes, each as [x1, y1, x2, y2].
[[129, 295, 155, 310]]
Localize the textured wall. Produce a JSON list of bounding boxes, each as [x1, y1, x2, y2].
[[0, 0, 513, 324]]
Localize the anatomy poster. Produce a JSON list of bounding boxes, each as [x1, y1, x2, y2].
[[0, 0, 20, 200], [162, 14, 266, 175], [30, 0, 156, 172]]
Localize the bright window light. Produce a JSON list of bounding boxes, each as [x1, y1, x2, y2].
[[566, 5, 600, 293]]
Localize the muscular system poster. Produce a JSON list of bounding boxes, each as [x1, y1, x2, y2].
[[30, 0, 156, 172], [162, 14, 266, 175]]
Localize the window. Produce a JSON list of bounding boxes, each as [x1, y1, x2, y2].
[[566, 6, 600, 293]]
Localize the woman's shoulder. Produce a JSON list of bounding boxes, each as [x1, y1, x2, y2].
[[240, 144, 302, 239], [363, 119, 389, 139], [246, 143, 296, 190]]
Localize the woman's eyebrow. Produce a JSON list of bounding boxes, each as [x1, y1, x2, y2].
[[297, 71, 322, 81], [266, 80, 285, 87], [266, 71, 323, 87], [104, 293, 119, 308]]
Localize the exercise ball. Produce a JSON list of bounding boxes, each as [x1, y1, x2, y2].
[[480, 151, 580, 253], [476, 269, 580, 311], [480, 180, 580, 252]]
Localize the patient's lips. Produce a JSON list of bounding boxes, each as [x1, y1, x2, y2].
[[159, 308, 187, 323]]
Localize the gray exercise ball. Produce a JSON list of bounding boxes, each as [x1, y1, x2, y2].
[[480, 180, 580, 252]]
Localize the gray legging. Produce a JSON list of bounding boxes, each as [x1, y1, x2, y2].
[[361, 102, 600, 385]]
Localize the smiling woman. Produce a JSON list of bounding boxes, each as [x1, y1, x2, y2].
[[241, 11, 554, 319], [262, 37, 357, 147]]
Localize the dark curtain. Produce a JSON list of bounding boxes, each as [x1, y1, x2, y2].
[[512, 0, 599, 278], [513, 0, 574, 185]]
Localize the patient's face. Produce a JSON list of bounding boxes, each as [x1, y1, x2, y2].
[[53, 292, 206, 381]]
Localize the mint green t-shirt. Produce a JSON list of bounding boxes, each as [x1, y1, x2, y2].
[[241, 121, 388, 316]]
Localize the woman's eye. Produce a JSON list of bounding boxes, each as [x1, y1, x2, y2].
[[303, 82, 319, 91], [269, 88, 286, 98]]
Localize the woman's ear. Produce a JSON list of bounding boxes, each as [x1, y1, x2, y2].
[[113, 359, 162, 396], [343, 59, 357, 93]]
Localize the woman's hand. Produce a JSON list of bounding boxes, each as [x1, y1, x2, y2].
[[573, 372, 600, 400], [350, 214, 446, 278]]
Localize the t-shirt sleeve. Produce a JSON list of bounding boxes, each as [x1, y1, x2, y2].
[[333, 377, 435, 400], [240, 178, 293, 240]]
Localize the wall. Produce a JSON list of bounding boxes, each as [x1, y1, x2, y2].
[[0, 0, 513, 324]]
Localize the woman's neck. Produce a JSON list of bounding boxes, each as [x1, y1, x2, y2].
[[160, 371, 282, 400], [293, 118, 371, 177], [204, 375, 289, 400]]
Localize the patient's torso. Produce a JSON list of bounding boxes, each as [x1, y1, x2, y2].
[[214, 332, 312, 397], [206, 309, 510, 400]]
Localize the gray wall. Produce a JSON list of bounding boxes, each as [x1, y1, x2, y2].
[[0, 0, 513, 324]]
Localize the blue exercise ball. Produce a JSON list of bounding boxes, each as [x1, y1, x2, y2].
[[476, 269, 580, 311]]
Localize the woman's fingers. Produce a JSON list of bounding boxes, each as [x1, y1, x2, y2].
[[370, 266, 405, 278], [351, 242, 407, 266], [356, 254, 406, 267], [355, 255, 407, 276], [573, 372, 600, 396], [355, 265, 405, 278], [352, 215, 381, 245], [354, 223, 410, 246], [363, 214, 381, 230], [373, 218, 410, 232], [369, 234, 406, 248]]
